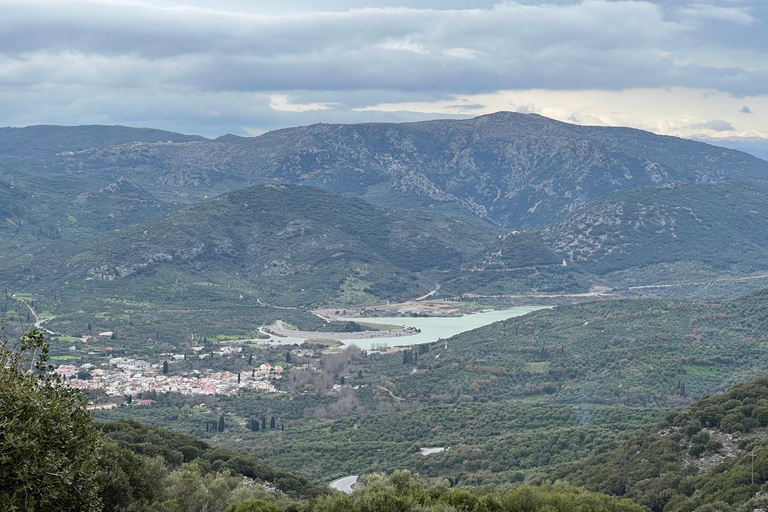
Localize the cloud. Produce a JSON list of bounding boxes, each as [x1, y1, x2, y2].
[[353, 87, 768, 142], [0, 0, 753, 96], [742, 106, 753, 114], [0, 0, 766, 139], [689, 119, 736, 132], [269, 95, 338, 113], [680, 3, 758, 26]]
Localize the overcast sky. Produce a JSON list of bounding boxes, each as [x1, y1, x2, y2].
[[1, 0, 767, 154]]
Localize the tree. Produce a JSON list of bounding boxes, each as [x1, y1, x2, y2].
[[226, 499, 281, 512], [261, 417, 266, 430], [95, 440, 167, 512], [162, 360, 169, 375], [248, 354, 253, 365], [0, 330, 101, 511], [270, 416, 276, 429], [218, 415, 225, 433], [285, 351, 292, 363], [87, 322, 92, 332]]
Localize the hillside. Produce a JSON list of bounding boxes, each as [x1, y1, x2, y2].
[[0, 124, 205, 159], [357, 289, 768, 407], [559, 374, 768, 512], [0, 174, 178, 262], [1, 184, 506, 308], [11, 113, 767, 228], [98, 420, 327, 499], [542, 182, 768, 274]]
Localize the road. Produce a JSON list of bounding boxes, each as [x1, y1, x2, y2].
[[329, 475, 358, 494], [415, 283, 441, 301], [25, 303, 58, 335]]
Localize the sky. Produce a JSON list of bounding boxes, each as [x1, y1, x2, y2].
[[1, 0, 767, 156]]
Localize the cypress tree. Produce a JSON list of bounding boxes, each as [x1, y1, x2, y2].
[[218, 415, 225, 433], [270, 416, 276, 429]]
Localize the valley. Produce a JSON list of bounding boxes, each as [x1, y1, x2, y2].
[[2, 114, 768, 512]]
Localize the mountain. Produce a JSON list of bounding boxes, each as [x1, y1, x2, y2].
[[541, 182, 768, 274], [11, 113, 767, 228], [559, 372, 768, 512], [3, 184, 506, 308], [693, 135, 768, 162], [0, 174, 178, 258], [0, 125, 205, 160]]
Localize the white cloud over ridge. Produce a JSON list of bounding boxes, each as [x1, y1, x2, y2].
[[0, 0, 766, 145]]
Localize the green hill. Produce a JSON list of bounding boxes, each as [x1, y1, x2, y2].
[[0, 175, 178, 257], [558, 374, 768, 512], [3, 184, 502, 308], [99, 420, 327, 499], [542, 182, 768, 275]]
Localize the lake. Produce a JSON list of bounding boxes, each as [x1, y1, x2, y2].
[[265, 306, 549, 350]]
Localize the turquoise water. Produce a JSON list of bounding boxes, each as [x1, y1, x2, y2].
[[267, 306, 549, 350]]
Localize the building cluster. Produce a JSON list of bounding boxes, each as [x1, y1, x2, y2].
[[59, 356, 284, 397]]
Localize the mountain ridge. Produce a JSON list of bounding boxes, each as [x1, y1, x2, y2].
[[7, 112, 766, 228]]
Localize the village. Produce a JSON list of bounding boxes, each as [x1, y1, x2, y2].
[[56, 350, 285, 400]]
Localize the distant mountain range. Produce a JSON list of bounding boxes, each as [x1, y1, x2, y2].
[[4, 113, 767, 229], [1, 113, 767, 319]]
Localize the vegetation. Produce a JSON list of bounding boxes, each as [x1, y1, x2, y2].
[[1, 330, 101, 511], [544, 182, 768, 274], [99, 420, 326, 499], [309, 472, 646, 512], [1, 330, 651, 511], [558, 375, 768, 512], [93, 289, 768, 491]]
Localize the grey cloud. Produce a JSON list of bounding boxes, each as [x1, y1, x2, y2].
[[0, 0, 767, 134], [690, 119, 736, 131], [680, 3, 758, 25], [742, 106, 753, 113], [0, 0, 754, 95], [515, 104, 536, 114]]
